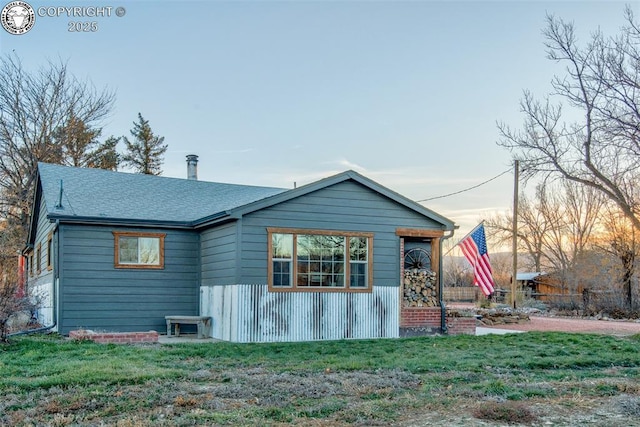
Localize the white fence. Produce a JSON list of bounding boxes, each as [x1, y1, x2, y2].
[[200, 284, 399, 343], [30, 281, 54, 328]]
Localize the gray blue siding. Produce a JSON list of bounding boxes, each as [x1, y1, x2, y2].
[[58, 225, 199, 334], [28, 198, 55, 289], [239, 181, 443, 285], [200, 222, 238, 286]]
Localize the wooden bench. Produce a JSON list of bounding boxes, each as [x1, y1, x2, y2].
[[165, 315, 211, 339]]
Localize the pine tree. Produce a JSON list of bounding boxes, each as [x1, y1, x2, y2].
[[87, 136, 120, 171], [51, 113, 122, 170], [121, 113, 167, 175]]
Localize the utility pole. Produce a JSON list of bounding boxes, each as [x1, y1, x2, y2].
[[511, 159, 520, 309]]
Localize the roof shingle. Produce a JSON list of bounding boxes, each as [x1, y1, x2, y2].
[[38, 163, 287, 224]]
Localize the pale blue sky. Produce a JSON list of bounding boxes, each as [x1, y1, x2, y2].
[[0, 0, 634, 238]]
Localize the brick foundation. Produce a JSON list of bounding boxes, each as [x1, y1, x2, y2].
[[401, 307, 442, 328], [69, 330, 159, 344], [400, 306, 476, 335], [446, 316, 477, 335]]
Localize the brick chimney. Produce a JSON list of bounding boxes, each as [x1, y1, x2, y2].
[[186, 154, 198, 180]]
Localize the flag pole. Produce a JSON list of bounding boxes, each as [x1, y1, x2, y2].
[[511, 159, 520, 309], [443, 220, 484, 257]]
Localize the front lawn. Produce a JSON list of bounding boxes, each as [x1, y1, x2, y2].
[[1, 332, 639, 425]]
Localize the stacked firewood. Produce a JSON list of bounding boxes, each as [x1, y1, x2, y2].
[[403, 268, 438, 307]]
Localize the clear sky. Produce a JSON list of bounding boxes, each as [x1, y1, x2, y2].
[[0, 0, 635, 240]]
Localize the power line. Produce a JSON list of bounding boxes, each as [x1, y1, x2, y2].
[[416, 167, 513, 202]]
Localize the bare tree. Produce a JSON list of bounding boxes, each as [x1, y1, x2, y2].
[[0, 279, 30, 342], [592, 204, 638, 308], [486, 195, 547, 272], [498, 7, 640, 231], [486, 180, 604, 293], [0, 54, 115, 271], [443, 255, 473, 287]]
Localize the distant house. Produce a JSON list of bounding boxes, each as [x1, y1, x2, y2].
[[517, 272, 587, 301], [516, 272, 545, 297], [25, 158, 457, 342]]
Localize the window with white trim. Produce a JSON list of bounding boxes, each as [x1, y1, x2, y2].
[[268, 228, 373, 292]]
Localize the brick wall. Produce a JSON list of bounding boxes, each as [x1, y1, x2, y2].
[[400, 307, 441, 328], [400, 306, 476, 335], [69, 330, 159, 344], [446, 316, 476, 335]]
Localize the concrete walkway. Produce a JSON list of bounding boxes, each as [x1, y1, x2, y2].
[[476, 327, 524, 336], [158, 334, 220, 344]]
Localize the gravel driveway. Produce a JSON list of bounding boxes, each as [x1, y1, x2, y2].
[[482, 315, 640, 336]]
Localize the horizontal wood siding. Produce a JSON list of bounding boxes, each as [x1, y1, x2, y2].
[[59, 225, 199, 334], [240, 181, 443, 286], [200, 222, 237, 286], [201, 284, 399, 342], [28, 198, 55, 289]]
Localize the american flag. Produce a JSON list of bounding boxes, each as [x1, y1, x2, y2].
[[458, 224, 495, 296]]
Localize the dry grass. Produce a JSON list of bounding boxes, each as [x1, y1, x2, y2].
[[472, 401, 537, 424], [1, 333, 640, 426]]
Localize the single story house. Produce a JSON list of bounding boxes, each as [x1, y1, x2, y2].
[[24, 157, 458, 342]]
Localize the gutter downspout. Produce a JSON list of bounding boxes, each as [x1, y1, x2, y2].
[[440, 229, 455, 334], [9, 220, 59, 338]]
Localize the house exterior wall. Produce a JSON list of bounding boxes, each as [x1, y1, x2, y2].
[[200, 222, 238, 286], [238, 181, 444, 286], [57, 224, 199, 334], [27, 197, 56, 328]]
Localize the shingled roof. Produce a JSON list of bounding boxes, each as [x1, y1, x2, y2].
[[36, 163, 287, 226], [32, 162, 456, 239]]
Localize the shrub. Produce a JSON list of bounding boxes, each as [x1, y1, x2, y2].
[[472, 401, 537, 424], [0, 280, 33, 342]]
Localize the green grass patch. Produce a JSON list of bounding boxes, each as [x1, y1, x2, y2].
[[1, 332, 639, 425]]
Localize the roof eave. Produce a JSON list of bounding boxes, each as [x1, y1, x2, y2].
[[25, 170, 43, 249], [48, 214, 195, 229], [191, 211, 232, 229]]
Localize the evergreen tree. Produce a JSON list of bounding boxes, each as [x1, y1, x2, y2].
[[51, 113, 122, 170], [87, 136, 120, 171], [121, 113, 167, 175]]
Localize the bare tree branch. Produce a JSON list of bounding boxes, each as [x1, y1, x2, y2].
[[498, 9, 640, 231]]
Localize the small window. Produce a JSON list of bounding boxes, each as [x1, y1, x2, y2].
[[36, 243, 41, 275], [113, 232, 165, 269], [349, 237, 368, 288], [46, 232, 53, 271], [268, 228, 373, 292], [272, 233, 293, 287]]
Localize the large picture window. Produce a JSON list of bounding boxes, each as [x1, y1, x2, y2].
[[113, 232, 165, 269], [268, 228, 373, 292]]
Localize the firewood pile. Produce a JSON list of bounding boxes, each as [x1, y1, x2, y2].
[[403, 268, 438, 307]]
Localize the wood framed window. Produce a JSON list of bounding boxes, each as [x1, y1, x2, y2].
[[46, 231, 53, 271], [36, 243, 42, 275], [268, 228, 373, 293], [28, 252, 34, 277], [113, 232, 165, 269]]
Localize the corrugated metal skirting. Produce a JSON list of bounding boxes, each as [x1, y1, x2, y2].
[[200, 285, 399, 343]]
